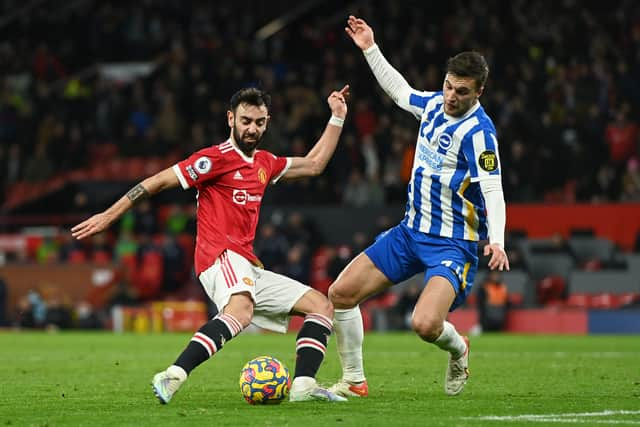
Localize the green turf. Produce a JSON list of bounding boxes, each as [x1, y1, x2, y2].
[[1, 332, 639, 426]]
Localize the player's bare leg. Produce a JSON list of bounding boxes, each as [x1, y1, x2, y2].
[[411, 276, 469, 396], [328, 253, 392, 397], [287, 289, 346, 402], [152, 293, 251, 404]]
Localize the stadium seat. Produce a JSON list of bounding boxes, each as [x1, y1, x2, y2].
[[618, 292, 640, 307], [126, 157, 147, 179], [526, 253, 574, 281], [589, 293, 619, 309], [508, 293, 524, 307], [68, 249, 88, 263], [568, 270, 638, 294], [568, 237, 614, 268], [134, 251, 164, 300], [89, 143, 119, 163], [566, 293, 592, 308], [92, 250, 112, 265]]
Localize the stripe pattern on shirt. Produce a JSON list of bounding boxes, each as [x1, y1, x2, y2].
[[403, 91, 500, 241]]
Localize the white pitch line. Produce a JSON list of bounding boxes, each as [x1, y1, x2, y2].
[[463, 410, 640, 425]]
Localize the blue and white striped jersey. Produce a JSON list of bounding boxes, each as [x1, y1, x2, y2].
[[401, 90, 501, 242]]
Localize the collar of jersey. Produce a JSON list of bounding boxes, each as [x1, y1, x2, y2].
[[443, 101, 481, 123], [228, 138, 255, 163]]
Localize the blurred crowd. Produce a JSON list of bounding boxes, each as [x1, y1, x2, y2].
[[1, 0, 640, 209], [1, 201, 389, 329], [4, 203, 640, 330]]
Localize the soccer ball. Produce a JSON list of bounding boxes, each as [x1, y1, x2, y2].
[[239, 355, 291, 404]]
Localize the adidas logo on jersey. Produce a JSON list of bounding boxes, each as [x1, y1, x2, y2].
[[233, 171, 243, 180]]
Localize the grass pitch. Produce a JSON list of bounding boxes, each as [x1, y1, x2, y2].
[[1, 332, 639, 426]]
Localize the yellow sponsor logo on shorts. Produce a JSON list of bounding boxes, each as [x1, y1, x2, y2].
[[243, 277, 254, 286]]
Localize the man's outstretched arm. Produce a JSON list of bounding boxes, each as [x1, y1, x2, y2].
[[345, 15, 416, 112], [71, 167, 180, 240]]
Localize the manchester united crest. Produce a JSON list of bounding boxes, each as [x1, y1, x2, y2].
[[258, 168, 267, 184]]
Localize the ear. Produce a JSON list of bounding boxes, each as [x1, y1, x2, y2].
[[227, 110, 234, 128], [476, 86, 484, 99]]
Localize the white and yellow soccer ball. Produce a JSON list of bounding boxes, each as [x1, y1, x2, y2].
[[239, 355, 291, 404]]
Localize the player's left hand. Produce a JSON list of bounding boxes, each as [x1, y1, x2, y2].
[[328, 85, 349, 119], [71, 212, 113, 240], [484, 243, 510, 271]]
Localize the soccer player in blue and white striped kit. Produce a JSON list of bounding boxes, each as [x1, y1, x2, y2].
[[328, 16, 510, 398]]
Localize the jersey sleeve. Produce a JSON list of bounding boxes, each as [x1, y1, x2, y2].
[[401, 89, 441, 120], [462, 129, 502, 182], [268, 154, 291, 184], [172, 148, 222, 189]]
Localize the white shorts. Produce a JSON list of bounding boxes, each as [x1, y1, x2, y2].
[[198, 249, 311, 333]]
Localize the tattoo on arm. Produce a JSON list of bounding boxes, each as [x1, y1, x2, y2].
[[126, 184, 150, 204]]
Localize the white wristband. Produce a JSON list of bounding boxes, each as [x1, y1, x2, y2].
[[329, 115, 344, 127]]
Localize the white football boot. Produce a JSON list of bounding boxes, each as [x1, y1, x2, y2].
[[445, 335, 470, 396], [152, 365, 187, 404], [289, 376, 347, 402]]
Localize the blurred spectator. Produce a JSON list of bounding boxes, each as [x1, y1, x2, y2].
[[476, 271, 509, 332], [44, 296, 73, 330], [75, 301, 103, 329], [155, 93, 183, 149], [89, 233, 112, 263], [605, 110, 638, 165], [24, 290, 46, 327], [164, 204, 190, 235], [133, 200, 159, 235], [2, 1, 640, 205], [36, 237, 59, 264], [282, 211, 315, 249], [254, 222, 289, 272], [161, 233, 187, 293], [58, 232, 87, 263], [0, 276, 7, 326], [23, 142, 54, 182], [114, 230, 139, 261], [620, 157, 640, 201], [15, 295, 36, 328], [390, 282, 422, 330], [32, 43, 66, 82], [283, 243, 310, 284], [328, 245, 352, 281], [343, 170, 384, 206]]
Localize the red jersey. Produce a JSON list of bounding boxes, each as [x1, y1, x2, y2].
[[173, 139, 291, 275]]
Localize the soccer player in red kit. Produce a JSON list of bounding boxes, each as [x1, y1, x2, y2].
[[72, 85, 350, 403]]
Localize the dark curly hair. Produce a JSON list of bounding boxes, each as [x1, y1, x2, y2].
[[229, 87, 271, 113]]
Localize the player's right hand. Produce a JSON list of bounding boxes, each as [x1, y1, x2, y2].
[[345, 15, 375, 51], [328, 85, 350, 118], [71, 212, 112, 240]]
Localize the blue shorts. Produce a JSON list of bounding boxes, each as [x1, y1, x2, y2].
[[364, 222, 478, 311]]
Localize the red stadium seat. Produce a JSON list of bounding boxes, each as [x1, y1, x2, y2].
[[92, 250, 112, 265], [508, 293, 524, 307], [618, 292, 640, 307], [68, 249, 88, 263], [566, 293, 591, 309], [133, 251, 164, 300], [590, 293, 619, 309]]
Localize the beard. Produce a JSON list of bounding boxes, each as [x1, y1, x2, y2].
[[233, 126, 263, 156]]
